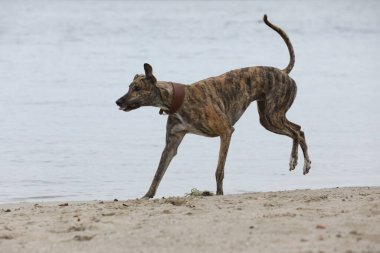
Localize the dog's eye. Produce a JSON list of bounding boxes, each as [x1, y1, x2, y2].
[[133, 86, 141, 92]]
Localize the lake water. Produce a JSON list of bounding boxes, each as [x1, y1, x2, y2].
[[1, 0, 379, 203]]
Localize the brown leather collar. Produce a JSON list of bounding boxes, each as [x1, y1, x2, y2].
[[159, 83, 185, 115]]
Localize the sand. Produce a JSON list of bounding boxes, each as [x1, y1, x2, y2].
[[0, 187, 379, 253]]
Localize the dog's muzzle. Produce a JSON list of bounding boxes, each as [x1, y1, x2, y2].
[[116, 99, 141, 111]]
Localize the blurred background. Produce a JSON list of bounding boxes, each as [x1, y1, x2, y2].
[[0, 0, 379, 203]]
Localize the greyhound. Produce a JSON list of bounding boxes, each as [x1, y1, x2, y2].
[[116, 15, 311, 199]]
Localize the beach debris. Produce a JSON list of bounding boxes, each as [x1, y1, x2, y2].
[[165, 197, 187, 206], [114, 199, 118, 202], [73, 235, 95, 241], [122, 203, 128, 207], [0, 234, 13, 240], [3, 209, 11, 213], [98, 201, 104, 204], [91, 217, 100, 223], [102, 212, 116, 217], [59, 203, 69, 207], [249, 225, 255, 229], [186, 188, 214, 197], [349, 230, 361, 236], [304, 195, 328, 203], [4, 226, 12, 231], [316, 224, 326, 229], [68, 226, 86, 232]]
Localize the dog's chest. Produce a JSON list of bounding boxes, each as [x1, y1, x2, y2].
[[172, 114, 210, 137]]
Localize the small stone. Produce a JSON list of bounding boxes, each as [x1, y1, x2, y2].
[[113, 199, 118, 202], [316, 224, 326, 229], [249, 225, 255, 229], [59, 203, 68, 207]]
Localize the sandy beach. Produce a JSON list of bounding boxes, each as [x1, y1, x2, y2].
[[0, 187, 379, 253]]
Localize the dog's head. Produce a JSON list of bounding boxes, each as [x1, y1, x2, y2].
[[116, 63, 160, 112]]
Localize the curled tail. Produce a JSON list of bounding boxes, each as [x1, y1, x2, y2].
[[263, 14, 295, 74]]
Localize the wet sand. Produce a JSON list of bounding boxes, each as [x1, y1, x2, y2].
[[0, 187, 379, 253]]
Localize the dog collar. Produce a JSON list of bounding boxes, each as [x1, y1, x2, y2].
[[159, 83, 185, 115]]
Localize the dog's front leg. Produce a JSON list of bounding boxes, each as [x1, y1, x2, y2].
[[215, 128, 234, 195], [142, 130, 186, 199]]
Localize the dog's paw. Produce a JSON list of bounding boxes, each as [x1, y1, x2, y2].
[[289, 157, 298, 171], [216, 190, 224, 195], [141, 194, 153, 199], [303, 160, 311, 175]]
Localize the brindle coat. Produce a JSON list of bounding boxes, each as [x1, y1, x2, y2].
[[116, 15, 311, 198]]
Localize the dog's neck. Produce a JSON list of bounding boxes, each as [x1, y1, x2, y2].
[[155, 81, 186, 115], [155, 81, 173, 111]]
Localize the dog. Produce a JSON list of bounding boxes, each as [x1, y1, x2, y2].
[[116, 15, 311, 199]]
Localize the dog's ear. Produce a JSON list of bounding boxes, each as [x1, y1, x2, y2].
[[144, 63, 153, 78]]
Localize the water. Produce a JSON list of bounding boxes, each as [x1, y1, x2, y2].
[[0, 0, 379, 203]]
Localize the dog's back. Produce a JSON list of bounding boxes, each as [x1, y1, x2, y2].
[[185, 65, 296, 127]]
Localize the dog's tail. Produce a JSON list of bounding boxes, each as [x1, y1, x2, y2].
[[263, 14, 295, 74]]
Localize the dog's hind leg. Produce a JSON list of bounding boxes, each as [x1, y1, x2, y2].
[[257, 101, 299, 170], [143, 128, 186, 199], [257, 100, 311, 174], [285, 119, 311, 174], [283, 120, 301, 171]]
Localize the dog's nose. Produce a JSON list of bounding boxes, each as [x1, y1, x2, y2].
[[116, 99, 122, 106]]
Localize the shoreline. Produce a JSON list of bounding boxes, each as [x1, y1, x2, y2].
[[1, 187, 379, 253]]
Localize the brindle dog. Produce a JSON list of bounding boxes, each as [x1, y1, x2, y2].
[[116, 15, 311, 199]]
